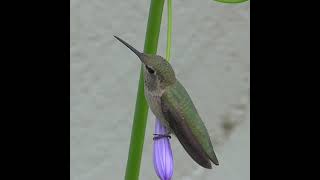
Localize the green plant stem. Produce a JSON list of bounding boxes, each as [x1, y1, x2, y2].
[[124, 1, 165, 180], [166, 0, 172, 62]]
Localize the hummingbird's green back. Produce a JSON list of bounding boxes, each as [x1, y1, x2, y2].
[[161, 81, 219, 168]]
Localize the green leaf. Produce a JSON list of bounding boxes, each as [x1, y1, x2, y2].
[[215, 0, 248, 3]]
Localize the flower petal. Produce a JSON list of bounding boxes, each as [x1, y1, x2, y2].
[[153, 119, 174, 180]]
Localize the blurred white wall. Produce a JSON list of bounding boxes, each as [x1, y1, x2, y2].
[[70, 0, 250, 179]]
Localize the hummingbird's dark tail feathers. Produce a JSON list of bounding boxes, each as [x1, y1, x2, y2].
[[207, 149, 219, 166], [171, 129, 213, 169], [113, 35, 144, 60], [163, 106, 214, 169]]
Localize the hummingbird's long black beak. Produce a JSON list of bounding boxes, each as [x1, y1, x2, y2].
[[114, 35, 145, 61]]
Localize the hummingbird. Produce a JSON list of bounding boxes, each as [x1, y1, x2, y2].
[[114, 36, 219, 169]]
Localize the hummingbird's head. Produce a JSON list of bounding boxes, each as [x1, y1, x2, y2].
[[114, 36, 176, 89]]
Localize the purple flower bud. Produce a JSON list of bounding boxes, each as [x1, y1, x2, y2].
[[153, 119, 174, 180]]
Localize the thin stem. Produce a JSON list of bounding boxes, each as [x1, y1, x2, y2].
[[124, 1, 165, 180], [166, 0, 172, 62]]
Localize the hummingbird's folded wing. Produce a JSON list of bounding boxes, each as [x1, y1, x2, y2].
[[160, 81, 219, 169]]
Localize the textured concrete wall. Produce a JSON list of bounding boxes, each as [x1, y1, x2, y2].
[[70, 0, 250, 179]]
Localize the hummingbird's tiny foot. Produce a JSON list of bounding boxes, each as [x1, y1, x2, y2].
[[153, 133, 171, 140]]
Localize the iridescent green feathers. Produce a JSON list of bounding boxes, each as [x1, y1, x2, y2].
[[161, 81, 219, 168]]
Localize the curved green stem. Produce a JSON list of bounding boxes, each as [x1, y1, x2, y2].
[[166, 0, 172, 62], [124, 1, 165, 180]]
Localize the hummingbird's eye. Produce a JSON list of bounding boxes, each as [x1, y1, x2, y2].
[[146, 65, 155, 74]]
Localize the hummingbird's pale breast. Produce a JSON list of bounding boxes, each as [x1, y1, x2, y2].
[[143, 68, 171, 131]]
